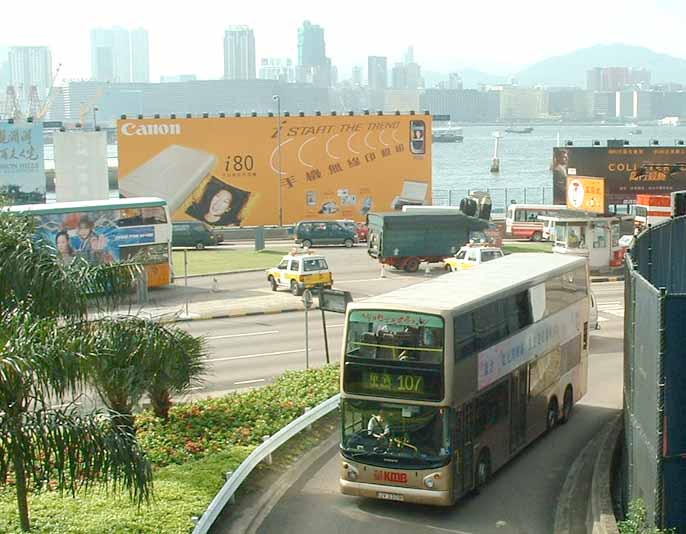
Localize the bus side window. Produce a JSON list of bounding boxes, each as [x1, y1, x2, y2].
[[454, 313, 475, 360]]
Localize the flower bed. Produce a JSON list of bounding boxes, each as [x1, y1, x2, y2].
[[0, 365, 340, 533]]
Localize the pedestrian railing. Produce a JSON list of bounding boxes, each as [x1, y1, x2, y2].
[[433, 187, 554, 213], [191, 393, 341, 533]]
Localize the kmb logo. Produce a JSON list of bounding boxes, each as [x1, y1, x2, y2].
[[373, 470, 408, 484]]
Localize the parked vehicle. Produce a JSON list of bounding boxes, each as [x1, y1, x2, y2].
[[443, 245, 504, 271], [506, 204, 568, 241], [172, 221, 223, 249], [266, 250, 333, 296], [294, 220, 358, 248], [367, 211, 490, 272]]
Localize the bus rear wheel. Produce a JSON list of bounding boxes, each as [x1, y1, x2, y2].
[[475, 449, 491, 491], [560, 387, 573, 424], [531, 231, 542, 242], [546, 398, 559, 432]]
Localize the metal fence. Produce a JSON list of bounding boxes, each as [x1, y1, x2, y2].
[[624, 216, 686, 532], [432, 187, 554, 214]]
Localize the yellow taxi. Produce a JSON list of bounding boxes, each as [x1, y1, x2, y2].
[[266, 250, 333, 296], [443, 244, 504, 272]]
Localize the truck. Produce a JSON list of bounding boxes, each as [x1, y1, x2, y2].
[[367, 211, 491, 272]]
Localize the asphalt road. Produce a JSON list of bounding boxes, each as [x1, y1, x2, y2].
[[253, 282, 625, 534]]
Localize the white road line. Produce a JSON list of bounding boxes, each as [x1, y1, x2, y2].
[[326, 323, 344, 329], [207, 348, 304, 362], [234, 378, 266, 385], [206, 330, 279, 340]]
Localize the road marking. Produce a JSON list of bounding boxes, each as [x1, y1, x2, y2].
[[207, 348, 303, 362], [234, 378, 266, 385], [206, 330, 279, 340], [326, 323, 344, 329]]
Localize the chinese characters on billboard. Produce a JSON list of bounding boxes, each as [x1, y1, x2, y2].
[[566, 176, 606, 214], [552, 146, 686, 206], [0, 123, 45, 203], [116, 114, 432, 226]]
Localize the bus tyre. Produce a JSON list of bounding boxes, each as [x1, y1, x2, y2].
[[195, 242, 205, 250], [290, 280, 302, 296], [561, 387, 573, 424], [475, 449, 491, 491], [404, 257, 420, 273], [531, 231, 542, 242], [269, 276, 277, 292], [546, 398, 559, 432]]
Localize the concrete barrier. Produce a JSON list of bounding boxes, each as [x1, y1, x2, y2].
[[590, 415, 622, 534]]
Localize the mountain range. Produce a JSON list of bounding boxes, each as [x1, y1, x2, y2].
[[428, 44, 686, 89]]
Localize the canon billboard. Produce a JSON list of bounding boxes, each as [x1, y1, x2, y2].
[[552, 145, 686, 205]]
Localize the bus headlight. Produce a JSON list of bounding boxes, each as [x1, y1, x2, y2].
[[344, 464, 358, 481], [423, 473, 440, 489]]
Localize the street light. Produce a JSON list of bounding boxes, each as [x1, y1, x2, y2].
[[93, 106, 99, 131], [272, 94, 283, 227]]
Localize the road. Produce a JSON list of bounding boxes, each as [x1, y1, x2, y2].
[[253, 282, 625, 534]]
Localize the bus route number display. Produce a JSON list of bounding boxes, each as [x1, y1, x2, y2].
[[363, 371, 424, 395]]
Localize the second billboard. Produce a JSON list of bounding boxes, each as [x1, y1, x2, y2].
[[117, 114, 432, 226]]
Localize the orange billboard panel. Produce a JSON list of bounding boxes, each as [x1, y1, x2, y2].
[[566, 176, 605, 213], [116, 114, 432, 226]]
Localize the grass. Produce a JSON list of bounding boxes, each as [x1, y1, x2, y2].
[[171, 249, 287, 276], [503, 242, 553, 254]]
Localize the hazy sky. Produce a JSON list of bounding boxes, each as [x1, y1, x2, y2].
[[4, 0, 686, 83]]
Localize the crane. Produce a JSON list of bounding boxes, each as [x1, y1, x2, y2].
[[79, 86, 105, 127], [35, 63, 62, 121]]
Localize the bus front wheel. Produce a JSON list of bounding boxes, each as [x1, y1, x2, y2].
[[546, 398, 559, 432], [475, 449, 491, 491]]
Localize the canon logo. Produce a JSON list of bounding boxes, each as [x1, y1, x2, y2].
[[121, 123, 181, 136]]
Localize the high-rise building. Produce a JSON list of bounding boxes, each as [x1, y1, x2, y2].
[[131, 28, 150, 83], [367, 56, 387, 90], [448, 72, 463, 90], [586, 67, 651, 92], [91, 27, 131, 82], [224, 26, 256, 80], [259, 58, 294, 83], [8, 46, 52, 105], [351, 66, 363, 86], [391, 62, 421, 90], [297, 20, 330, 88]]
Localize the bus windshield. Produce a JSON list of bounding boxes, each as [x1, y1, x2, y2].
[[346, 310, 444, 364], [340, 399, 451, 469]]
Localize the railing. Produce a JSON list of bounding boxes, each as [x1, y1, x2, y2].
[[191, 393, 341, 533], [433, 187, 554, 214]]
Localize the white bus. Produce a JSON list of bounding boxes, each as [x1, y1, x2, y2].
[[506, 204, 568, 241], [340, 253, 590, 505]]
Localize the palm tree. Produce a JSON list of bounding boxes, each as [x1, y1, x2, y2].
[[86, 318, 207, 426], [147, 328, 207, 421], [0, 211, 152, 532]]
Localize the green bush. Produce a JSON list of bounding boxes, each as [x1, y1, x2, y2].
[[0, 365, 340, 533], [136, 365, 340, 467], [618, 500, 675, 534]]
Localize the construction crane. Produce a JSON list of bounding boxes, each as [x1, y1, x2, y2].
[[79, 86, 105, 127], [35, 63, 62, 121], [3, 86, 23, 121]]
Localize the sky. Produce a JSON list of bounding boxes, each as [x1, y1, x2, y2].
[[3, 0, 686, 83]]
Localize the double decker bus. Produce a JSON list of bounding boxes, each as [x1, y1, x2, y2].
[[506, 204, 567, 241], [9, 197, 172, 287], [339, 253, 589, 505]]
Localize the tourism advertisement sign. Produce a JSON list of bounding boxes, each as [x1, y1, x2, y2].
[[0, 122, 45, 203]]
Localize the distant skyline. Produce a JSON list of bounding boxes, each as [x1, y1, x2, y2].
[[3, 0, 685, 84]]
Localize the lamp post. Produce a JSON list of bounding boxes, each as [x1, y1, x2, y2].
[[272, 94, 283, 226], [93, 106, 99, 130]]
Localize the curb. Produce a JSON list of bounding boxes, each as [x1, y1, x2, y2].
[[165, 304, 319, 323], [591, 276, 624, 283], [590, 415, 622, 534], [174, 267, 267, 280]]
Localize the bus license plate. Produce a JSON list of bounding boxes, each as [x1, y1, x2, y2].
[[377, 492, 404, 502]]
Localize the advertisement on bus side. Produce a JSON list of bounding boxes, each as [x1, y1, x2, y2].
[[116, 114, 432, 226]]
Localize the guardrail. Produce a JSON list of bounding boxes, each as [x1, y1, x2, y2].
[[191, 393, 341, 533]]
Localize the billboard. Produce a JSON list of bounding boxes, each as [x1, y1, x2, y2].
[[552, 145, 686, 205], [566, 176, 605, 213], [54, 131, 109, 202], [0, 123, 45, 203], [117, 114, 432, 225]]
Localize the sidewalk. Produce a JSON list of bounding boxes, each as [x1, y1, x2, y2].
[[116, 282, 317, 323]]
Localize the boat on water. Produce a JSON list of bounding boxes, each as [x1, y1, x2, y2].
[[630, 128, 642, 135], [432, 126, 464, 143], [504, 126, 534, 134]]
